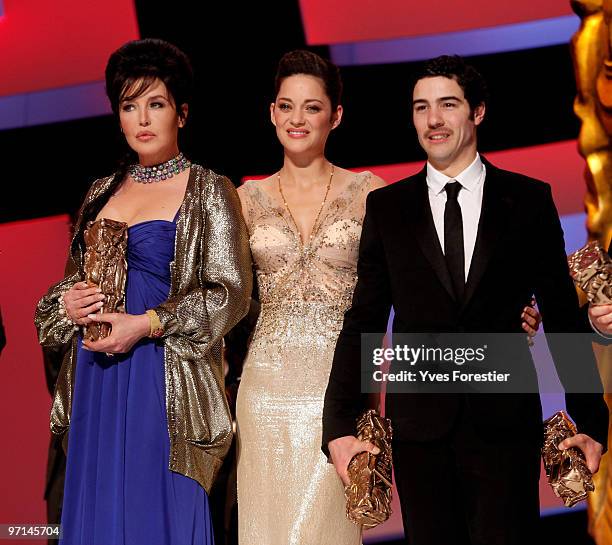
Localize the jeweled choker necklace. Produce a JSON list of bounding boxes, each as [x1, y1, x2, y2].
[[129, 152, 191, 183]]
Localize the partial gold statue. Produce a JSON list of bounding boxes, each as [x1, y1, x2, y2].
[[571, 0, 612, 246], [571, 3, 612, 541]]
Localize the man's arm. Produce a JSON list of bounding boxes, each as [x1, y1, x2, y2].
[[533, 184, 608, 463], [322, 191, 393, 480], [588, 305, 612, 338]]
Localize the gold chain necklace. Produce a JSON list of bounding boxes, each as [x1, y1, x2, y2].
[[277, 164, 335, 245]]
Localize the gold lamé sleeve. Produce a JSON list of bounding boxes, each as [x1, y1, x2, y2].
[[35, 216, 86, 347], [34, 177, 109, 347], [154, 175, 252, 351], [35, 269, 80, 347]]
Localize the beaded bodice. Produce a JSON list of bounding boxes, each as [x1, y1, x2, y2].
[[239, 172, 373, 315]]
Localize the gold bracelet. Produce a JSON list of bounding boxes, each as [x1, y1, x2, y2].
[[145, 309, 164, 338]]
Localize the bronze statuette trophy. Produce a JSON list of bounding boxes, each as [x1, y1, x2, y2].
[[82, 218, 128, 341]]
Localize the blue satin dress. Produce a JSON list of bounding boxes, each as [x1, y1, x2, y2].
[[60, 220, 215, 545]]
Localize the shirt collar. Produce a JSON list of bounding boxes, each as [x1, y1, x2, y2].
[[426, 153, 484, 195]]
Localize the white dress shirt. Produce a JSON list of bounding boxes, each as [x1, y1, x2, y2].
[[426, 153, 486, 282]]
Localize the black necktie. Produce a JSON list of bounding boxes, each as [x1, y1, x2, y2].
[[444, 181, 465, 301]]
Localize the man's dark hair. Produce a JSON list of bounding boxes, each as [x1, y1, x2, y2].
[[412, 55, 489, 115]]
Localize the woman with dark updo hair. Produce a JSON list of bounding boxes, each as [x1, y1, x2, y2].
[[35, 38, 252, 544], [234, 50, 386, 544]]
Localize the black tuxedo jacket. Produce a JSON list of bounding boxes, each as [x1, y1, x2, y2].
[[322, 158, 608, 450]]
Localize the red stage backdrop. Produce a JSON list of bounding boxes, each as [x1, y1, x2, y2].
[[0, 0, 139, 97], [299, 0, 573, 44], [0, 216, 72, 542]]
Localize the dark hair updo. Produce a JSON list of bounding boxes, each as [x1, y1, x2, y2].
[[81, 40, 194, 228], [105, 38, 194, 122], [274, 50, 343, 111]]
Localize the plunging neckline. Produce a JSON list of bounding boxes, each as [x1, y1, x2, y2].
[[251, 171, 370, 247], [94, 167, 193, 230]]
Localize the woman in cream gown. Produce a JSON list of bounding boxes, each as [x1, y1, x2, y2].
[[235, 50, 386, 544]]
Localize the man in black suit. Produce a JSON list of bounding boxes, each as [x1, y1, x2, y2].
[[322, 55, 609, 544]]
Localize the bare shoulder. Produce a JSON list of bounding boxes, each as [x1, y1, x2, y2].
[[329, 167, 387, 198], [365, 172, 387, 192], [238, 175, 275, 198], [237, 176, 277, 216], [342, 168, 386, 192]]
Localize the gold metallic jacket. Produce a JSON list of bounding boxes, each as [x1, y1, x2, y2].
[[34, 165, 252, 493]]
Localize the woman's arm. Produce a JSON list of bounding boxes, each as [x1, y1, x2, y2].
[[35, 267, 82, 347], [34, 177, 109, 347], [154, 174, 253, 354]]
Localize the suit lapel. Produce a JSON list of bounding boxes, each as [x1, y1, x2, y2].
[[461, 160, 512, 311], [405, 169, 456, 302]]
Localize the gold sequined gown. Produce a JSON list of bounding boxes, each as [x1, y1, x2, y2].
[[236, 172, 374, 545]]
